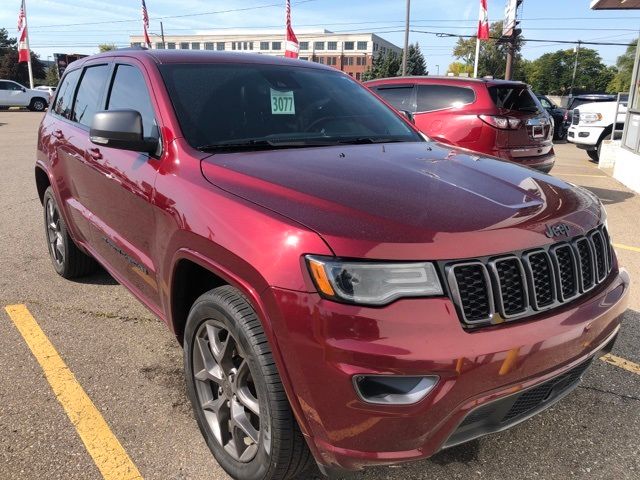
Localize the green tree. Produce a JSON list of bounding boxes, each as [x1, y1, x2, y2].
[[447, 61, 473, 76], [526, 47, 615, 95], [98, 43, 117, 52], [608, 40, 637, 93], [44, 65, 59, 86], [406, 43, 427, 76], [0, 27, 46, 85], [452, 21, 527, 80], [362, 50, 402, 81]]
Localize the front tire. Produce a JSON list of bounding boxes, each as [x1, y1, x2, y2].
[[43, 187, 97, 278], [184, 286, 312, 480], [29, 97, 47, 112]]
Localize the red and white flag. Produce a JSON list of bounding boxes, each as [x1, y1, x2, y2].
[[142, 0, 152, 48], [477, 0, 489, 40], [284, 0, 299, 58], [17, 0, 30, 63]]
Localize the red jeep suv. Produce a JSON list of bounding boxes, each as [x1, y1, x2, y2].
[[365, 76, 556, 173], [36, 50, 628, 480]]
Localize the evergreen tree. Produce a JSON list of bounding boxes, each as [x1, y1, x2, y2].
[[405, 43, 427, 76]]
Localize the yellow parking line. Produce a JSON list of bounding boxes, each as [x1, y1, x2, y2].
[[613, 243, 640, 253], [4, 304, 143, 480], [555, 173, 608, 178], [600, 353, 640, 375]]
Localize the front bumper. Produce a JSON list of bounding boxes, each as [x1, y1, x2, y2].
[[263, 267, 630, 473], [567, 125, 605, 149]]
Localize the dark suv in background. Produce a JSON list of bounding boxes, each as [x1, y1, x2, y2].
[[536, 94, 567, 140], [366, 77, 555, 173], [36, 50, 628, 480]]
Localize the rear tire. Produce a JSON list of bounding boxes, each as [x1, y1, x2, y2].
[[184, 286, 313, 480], [29, 97, 47, 112], [587, 149, 599, 162], [43, 187, 97, 278]]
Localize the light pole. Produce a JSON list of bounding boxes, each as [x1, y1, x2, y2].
[[401, 0, 410, 76], [569, 41, 581, 98], [436, 64, 439, 75]]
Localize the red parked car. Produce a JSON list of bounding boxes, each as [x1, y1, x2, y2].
[[36, 50, 628, 480], [365, 76, 556, 173]]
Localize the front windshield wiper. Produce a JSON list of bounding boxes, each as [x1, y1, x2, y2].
[[197, 135, 415, 152]]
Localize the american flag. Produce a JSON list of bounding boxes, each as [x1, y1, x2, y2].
[[284, 0, 299, 58], [17, 0, 30, 63], [142, 0, 151, 48]]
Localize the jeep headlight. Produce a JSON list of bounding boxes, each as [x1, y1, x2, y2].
[[306, 255, 443, 305], [581, 112, 602, 123]]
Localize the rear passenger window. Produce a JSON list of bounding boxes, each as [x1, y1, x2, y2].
[[416, 85, 475, 112], [375, 86, 416, 112], [107, 65, 158, 141], [73, 65, 110, 127], [53, 69, 81, 119]]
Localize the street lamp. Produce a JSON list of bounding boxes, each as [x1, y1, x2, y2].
[[436, 64, 439, 75]]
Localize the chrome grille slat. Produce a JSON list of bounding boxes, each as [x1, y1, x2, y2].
[[445, 225, 615, 328]]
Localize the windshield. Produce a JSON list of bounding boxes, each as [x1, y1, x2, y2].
[[159, 63, 421, 150], [489, 86, 541, 114]]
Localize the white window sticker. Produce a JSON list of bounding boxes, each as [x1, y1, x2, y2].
[[270, 88, 295, 115]]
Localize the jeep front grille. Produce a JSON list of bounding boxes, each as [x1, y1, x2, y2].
[[445, 225, 614, 327]]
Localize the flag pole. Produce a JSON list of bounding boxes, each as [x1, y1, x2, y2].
[[473, 37, 480, 78], [22, 0, 34, 89]]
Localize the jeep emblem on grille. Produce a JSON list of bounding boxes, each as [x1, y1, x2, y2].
[[545, 223, 571, 238]]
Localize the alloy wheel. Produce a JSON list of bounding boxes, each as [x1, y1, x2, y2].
[[46, 198, 64, 267], [192, 319, 264, 463]]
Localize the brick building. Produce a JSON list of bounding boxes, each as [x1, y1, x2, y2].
[[129, 30, 401, 81]]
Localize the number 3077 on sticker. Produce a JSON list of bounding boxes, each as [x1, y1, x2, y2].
[[271, 89, 295, 115]]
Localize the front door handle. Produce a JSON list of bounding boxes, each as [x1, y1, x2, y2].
[[88, 148, 103, 160], [52, 129, 63, 139]]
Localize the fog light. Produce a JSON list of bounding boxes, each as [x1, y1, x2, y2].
[[578, 132, 590, 138], [353, 375, 439, 405]]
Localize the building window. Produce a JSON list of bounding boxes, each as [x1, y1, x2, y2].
[[344, 41, 354, 50], [272, 41, 282, 50], [167, 42, 176, 50], [260, 41, 269, 50], [131, 42, 142, 47], [326, 57, 337, 66], [373, 43, 379, 52], [192, 42, 200, 50], [216, 42, 225, 51], [299, 41, 309, 50], [344, 57, 354, 66], [180, 42, 189, 49], [357, 41, 367, 50], [355, 72, 362, 80], [328, 41, 337, 51], [156, 42, 165, 49], [314, 41, 325, 50], [204, 42, 214, 50], [299, 56, 308, 61], [317, 57, 325, 64], [356, 56, 367, 66], [232, 42, 237, 50]]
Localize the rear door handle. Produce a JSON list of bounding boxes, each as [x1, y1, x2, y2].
[[88, 148, 103, 160], [52, 129, 63, 139]]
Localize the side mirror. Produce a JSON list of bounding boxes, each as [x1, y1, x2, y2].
[[21, 87, 26, 92], [399, 109, 415, 124], [90, 110, 157, 153]]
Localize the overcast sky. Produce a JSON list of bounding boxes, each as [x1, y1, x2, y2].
[[1, 0, 638, 71]]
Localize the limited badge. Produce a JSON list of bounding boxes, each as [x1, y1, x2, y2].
[[270, 89, 295, 115]]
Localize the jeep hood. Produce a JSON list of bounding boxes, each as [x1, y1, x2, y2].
[[200, 142, 603, 260]]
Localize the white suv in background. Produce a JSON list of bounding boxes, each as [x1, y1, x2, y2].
[[0, 80, 49, 111], [567, 97, 627, 161]]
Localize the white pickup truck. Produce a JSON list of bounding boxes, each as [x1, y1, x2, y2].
[[0, 79, 49, 111], [567, 98, 627, 161]]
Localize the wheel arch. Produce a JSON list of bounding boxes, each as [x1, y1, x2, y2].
[[35, 164, 52, 204]]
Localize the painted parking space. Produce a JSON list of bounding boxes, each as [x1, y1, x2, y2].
[[4, 304, 143, 480]]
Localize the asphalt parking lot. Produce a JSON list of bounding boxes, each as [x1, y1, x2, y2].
[[1, 111, 639, 480]]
